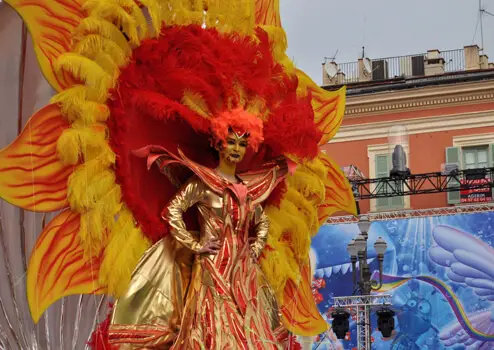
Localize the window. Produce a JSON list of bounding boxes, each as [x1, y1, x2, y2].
[[463, 146, 489, 169], [375, 154, 405, 211], [368, 144, 410, 212], [446, 135, 494, 204]]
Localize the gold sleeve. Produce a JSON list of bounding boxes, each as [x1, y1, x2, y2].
[[164, 177, 205, 253], [251, 209, 269, 259]]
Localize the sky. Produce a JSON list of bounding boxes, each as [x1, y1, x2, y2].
[[280, 0, 494, 84]]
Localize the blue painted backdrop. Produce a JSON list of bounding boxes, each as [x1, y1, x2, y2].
[[302, 212, 494, 350]]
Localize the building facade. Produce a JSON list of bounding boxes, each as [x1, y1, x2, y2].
[[321, 45, 494, 214]]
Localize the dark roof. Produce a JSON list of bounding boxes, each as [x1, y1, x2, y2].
[[322, 69, 494, 96]]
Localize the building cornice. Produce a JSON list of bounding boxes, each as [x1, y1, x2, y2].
[[452, 133, 494, 147], [344, 80, 494, 117], [332, 110, 494, 143]]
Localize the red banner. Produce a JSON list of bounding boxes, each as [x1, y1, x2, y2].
[[460, 178, 493, 203]]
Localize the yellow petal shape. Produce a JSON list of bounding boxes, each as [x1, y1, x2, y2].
[[27, 210, 106, 323], [296, 69, 347, 145], [5, 0, 86, 91], [281, 261, 327, 336], [317, 152, 357, 223], [255, 0, 281, 27], [0, 104, 73, 212]]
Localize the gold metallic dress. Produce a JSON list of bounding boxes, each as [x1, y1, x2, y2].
[[108, 149, 289, 349]]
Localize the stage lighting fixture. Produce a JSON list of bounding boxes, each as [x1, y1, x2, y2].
[[376, 308, 395, 338], [331, 309, 350, 340]]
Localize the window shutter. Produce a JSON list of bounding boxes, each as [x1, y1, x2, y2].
[[489, 144, 494, 167], [375, 154, 390, 209], [446, 147, 461, 204], [391, 186, 405, 207]]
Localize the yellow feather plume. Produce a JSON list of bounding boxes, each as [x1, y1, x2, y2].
[[99, 207, 151, 296], [54, 53, 113, 101], [79, 209, 106, 256], [78, 183, 122, 256], [68, 127, 115, 167], [56, 127, 98, 165], [51, 85, 104, 105], [181, 90, 211, 119], [67, 169, 117, 212], [83, 0, 140, 45], [138, 0, 163, 36], [262, 162, 329, 302], [284, 187, 318, 235], [92, 53, 119, 77], [115, 0, 149, 39], [74, 17, 132, 55], [260, 238, 299, 300], [73, 34, 129, 68], [286, 169, 325, 204], [52, 87, 111, 124], [260, 25, 288, 64], [56, 126, 113, 165]]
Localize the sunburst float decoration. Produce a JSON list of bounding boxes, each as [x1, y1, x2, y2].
[[1, 0, 356, 337]]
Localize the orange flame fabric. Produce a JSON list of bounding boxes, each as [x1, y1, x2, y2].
[[27, 210, 105, 323], [5, 0, 84, 91], [0, 104, 72, 212]]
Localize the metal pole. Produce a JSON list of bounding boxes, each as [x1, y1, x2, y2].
[[480, 0, 484, 52], [356, 305, 364, 350], [361, 226, 372, 349], [364, 305, 371, 350], [356, 305, 371, 350]]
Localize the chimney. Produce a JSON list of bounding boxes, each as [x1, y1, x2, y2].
[[464, 45, 481, 70], [358, 58, 372, 82], [322, 63, 330, 85], [480, 54, 489, 69], [424, 49, 445, 76]]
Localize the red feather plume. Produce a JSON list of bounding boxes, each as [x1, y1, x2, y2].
[[108, 24, 322, 242]]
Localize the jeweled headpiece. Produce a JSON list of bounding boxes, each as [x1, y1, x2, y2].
[[210, 108, 264, 152]]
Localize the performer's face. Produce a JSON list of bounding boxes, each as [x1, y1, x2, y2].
[[219, 132, 248, 164]]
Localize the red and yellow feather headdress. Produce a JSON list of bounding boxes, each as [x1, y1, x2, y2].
[[0, 0, 355, 336]]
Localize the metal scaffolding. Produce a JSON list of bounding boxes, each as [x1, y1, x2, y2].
[[351, 167, 494, 200], [325, 203, 494, 224], [333, 295, 392, 350]]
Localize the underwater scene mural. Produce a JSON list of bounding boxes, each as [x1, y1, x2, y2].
[[299, 212, 494, 350]]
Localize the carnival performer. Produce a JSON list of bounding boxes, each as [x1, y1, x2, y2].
[[109, 110, 291, 348], [0, 1, 356, 350]]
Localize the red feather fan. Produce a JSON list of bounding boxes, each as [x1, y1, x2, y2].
[[109, 24, 321, 242]]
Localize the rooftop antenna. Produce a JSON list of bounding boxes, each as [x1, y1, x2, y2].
[[324, 49, 339, 64], [480, 0, 484, 52], [479, 0, 494, 53], [362, 46, 365, 59]]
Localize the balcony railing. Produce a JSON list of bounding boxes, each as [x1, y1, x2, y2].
[[336, 49, 465, 85]]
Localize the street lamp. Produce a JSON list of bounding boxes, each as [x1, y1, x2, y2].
[[373, 237, 388, 290], [332, 215, 392, 350], [357, 215, 371, 240], [346, 239, 358, 287], [349, 219, 387, 295]]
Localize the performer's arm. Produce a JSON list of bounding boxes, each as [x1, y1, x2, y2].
[[164, 177, 205, 253], [251, 209, 269, 259]]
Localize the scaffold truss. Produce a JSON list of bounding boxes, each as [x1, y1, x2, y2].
[[333, 294, 392, 308], [352, 167, 494, 200], [325, 203, 494, 224], [332, 295, 392, 350]]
